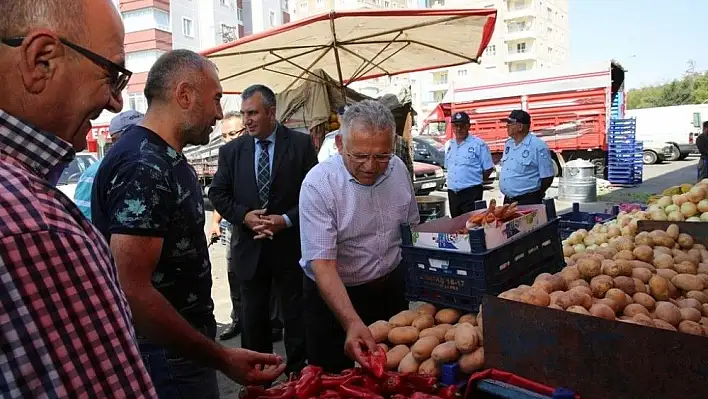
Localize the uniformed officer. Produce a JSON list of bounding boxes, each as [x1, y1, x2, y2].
[[445, 111, 494, 217], [499, 110, 555, 205]]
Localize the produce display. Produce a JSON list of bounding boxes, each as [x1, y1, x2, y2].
[[368, 305, 485, 377], [241, 362, 462, 399], [500, 223, 708, 336], [329, 111, 340, 132], [464, 199, 521, 229], [640, 181, 708, 222]]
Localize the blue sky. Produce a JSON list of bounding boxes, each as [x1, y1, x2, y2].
[[569, 0, 708, 89]]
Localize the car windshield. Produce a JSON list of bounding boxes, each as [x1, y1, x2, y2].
[[57, 155, 97, 186], [416, 136, 445, 151]]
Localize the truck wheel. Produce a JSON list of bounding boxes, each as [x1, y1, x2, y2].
[[204, 185, 210, 197], [666, 145, 681, 161], [678, 152, 690, 161], [643, 150, 658, 165]]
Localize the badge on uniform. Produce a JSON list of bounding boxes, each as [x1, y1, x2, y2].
[[468, 147, 475, 155], [505, 146, 509, 154], [522, 149, 530, 158]]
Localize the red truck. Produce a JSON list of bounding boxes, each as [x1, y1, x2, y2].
[[420, 61, 627, 177]]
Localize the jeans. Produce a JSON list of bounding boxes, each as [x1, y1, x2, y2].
[[138, 319, 219, 399]]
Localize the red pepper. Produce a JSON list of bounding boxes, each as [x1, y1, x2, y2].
[[436, 385, 460, 399], [401, 374, 439, 394], [391, 395, 408, 399], [380, 373, 414, 395], [295, 369, 322, 399], [358, 376, 381, 394], [321, 370, 357, 389], [369, 348, 386, 378], [409, 393, 443, 399], [262, 385, 296, 399], [318, 390, 342, 399], [300, 365, 324, 377], [337, 383, 384, 399]]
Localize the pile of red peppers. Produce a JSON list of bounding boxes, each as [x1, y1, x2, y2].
[[242, 350, 460, 399]]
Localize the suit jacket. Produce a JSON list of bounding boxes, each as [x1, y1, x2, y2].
[[209, 124, 318, 280]]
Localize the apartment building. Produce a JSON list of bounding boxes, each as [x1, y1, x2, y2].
[[94, 0, 289, 126], [410, 0, 570, 125]]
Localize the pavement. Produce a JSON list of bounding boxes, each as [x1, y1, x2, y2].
[[205, 155, 700, 396]]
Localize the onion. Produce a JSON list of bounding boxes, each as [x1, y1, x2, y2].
[[680, 201, 698, 218], [673, 194, 688, 206], [621, 226, 633, 236], [657, 196, 673, 208], [573, 243, 586, 253], [583, 235, 597, 246], [697, 199, 708, 213], [686, 217, 702, 222], [576, 229, 588, 239], [607, 225, 621, 238], [665, 204, 679, 214], [667, 211, 685, 221], [563, 245, 574, 257], [650, 211, 668, 221], [701, 212, 708, 222], [687, 186, 706, 203], [647, 204, 663, 214]]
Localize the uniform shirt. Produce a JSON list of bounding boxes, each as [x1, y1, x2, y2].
[[0, 110, 156, 398], [444, 134, 494, 192], [73, 159, 102, 220], [92, 126, 215, 326], [299, 154, 419, 286], [499, 133, 555, 197]]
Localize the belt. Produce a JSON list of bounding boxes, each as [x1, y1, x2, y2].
[[505, 190, 542, 201], [448, 184, 483, 194]]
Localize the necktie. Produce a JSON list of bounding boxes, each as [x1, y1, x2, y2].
[[257, 140, 271, 207]]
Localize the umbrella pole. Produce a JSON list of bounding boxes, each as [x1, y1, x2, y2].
[[329, 13, 347, 101]]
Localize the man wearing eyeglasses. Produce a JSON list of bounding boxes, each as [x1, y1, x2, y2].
[[0, 0, 157, 397], [74, 110, 144, 221], [299, 100, 420, 373]]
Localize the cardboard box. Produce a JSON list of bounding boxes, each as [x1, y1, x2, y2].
[[411, 204, 548, 252]]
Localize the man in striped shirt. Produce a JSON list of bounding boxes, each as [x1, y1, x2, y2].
[[299, 100, 420, 372], [0, 0, 156, 397]]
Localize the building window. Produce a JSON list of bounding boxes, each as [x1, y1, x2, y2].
[[282, 0, 289, 10], [515, 63, 527, 72], [122, 8, 170, 33], [433, 71, 447, 85], [220, 0, 229, 6], [182, 17, 194, 37], [458, 69, 468, 77], [385, 0, 391, 7], [300, 2, 307, 9], [485, 44, 496, 56], [547, 46, 553, 55], [317, 0, 324, 6], [547, 27, 552, 35], [546, 7, 552, 17], [269, 10, 276, 26], [516, 42, 527, 53], [126, 50, 166, 73], [128, 93, 148, 113], [237, 8, 243, 22]]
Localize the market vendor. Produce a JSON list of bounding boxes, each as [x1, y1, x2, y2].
[[499, 110, 554, 205], [299, 99, 420, 372], [444, 111, 494, 217]]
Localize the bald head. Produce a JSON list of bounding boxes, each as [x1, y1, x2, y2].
[[0, 1, 87, 42], [145, 50, 217, 106]]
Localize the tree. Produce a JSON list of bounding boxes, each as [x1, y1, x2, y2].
[[627, 61, 708, 109]]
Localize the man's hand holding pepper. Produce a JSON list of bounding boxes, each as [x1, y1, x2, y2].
[[344, 320, 378, 369]]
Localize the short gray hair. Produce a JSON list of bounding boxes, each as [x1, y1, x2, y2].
[[144, 49, 215, 106], [340, 100, 396, 141], [241, 84, 277, 109], [224, 110, 242, 120], [0, 1, 86, 41]]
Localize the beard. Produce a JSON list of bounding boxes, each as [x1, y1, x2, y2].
[[181, 121, 212, 146]]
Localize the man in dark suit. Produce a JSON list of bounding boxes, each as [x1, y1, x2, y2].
[[209, 84, 317, 375]]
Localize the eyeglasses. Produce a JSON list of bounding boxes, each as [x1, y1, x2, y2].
[[222, 127, 245, 138], [344, 150, 394, 164], [1, 36, 132, 96]]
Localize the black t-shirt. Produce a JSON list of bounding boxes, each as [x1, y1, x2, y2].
[[92, 126, 214, 325]]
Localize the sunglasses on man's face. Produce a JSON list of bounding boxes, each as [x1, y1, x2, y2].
[[1, 36, 132, 96]]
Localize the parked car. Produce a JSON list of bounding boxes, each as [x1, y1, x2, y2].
[[642, 141, 673, 165], [56, 152, 98, 199], [412, 136, 445, 168]]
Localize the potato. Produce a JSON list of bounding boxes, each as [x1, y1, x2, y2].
[[589, 303, 616, 320], [678, 233, 695, 249], [549, 303, 563, 310], [633, 245, 654, 262], [701, 317, 708, 327], [600, 260, 620, 278], [560, 266, 581, 284], [674, 253, 697, 268], [444, 327, 457, 342], [578, 257, 603, 280], [590, 275, 614, 298], [417, 303, 437, 316], [435, 309, 461, 324], [652, 235, 676, 249], [548, 274, 567, 292], [557, 291, 592, 310], [675, 298, 702, 311], [613, 276, 636, 295], [567, 305, 591, 315], [369, 320, 392, 343], [458, 347, 484, 374], [411, 336, 440, 361], [378, 343, 389, 353], [386, 345, 410, 370], [634, 232, 652, 246], [688, 249, 702, 264], [435, 324, 454, 332], [696, 274, 708, 288], [411, 315, 435, 331], [623, 303, 650, 318], [700, 263, 708, 274], [534, 273, 554, 284], [678, 320, 704, 336], [549, 291, 565, 305], [418, 358, 441, 376], [656, 268, 678, 280], [419, 327, 445, 341], [388, 326, 420, 345], [654, 246, 673, 255], [627, 260, 655, 272], [520, 288, 551, 307], [632, 268, 653, 284], [614, 250, 635, 261], [671, 274, 704, 291], [665, 224, 680, 240], [570, 285, 593, 298], [686, 290, 708, 304], [431, 341, 460, 364], [454, 323, 479, 354], [652, 319, 677, 331], [675, 261, 698, 275], [397, 352, 420, 373], [458, 313, 477, 325], [654, 301, 682, 326], [667, 280, 680, 299], [632, 292, 656, 310], [389, 310, 419, 327], [605, 288, 629, 311], [568, 279, 590, 289], [531, 280, 554, 294], [633, 278, 647, 294], [680, 307, 702, 322], [565, 258, 576, 266], [598, 298, 620, 313], [632, 313, 655, 327], [649, 275, 671, 300]]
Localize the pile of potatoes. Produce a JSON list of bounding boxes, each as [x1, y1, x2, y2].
[[501, 223, 708, 337], [368, 304, 485, 377]]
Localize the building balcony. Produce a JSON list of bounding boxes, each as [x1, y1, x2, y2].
[[505, 50, 536, 62], [505, 27, 537, 41], [504, 7, 536, 21]]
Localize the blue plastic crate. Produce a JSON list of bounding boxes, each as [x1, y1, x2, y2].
[[402, 218, 564, 312], [558, 203, 619, 239]]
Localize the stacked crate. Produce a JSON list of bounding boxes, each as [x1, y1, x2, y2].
[[607, 118, 642, 185]]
